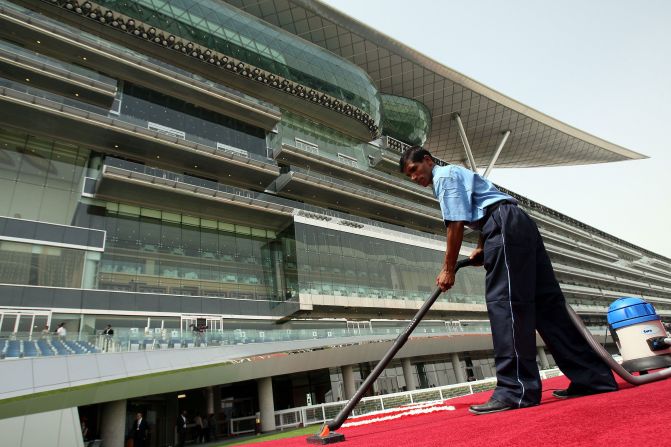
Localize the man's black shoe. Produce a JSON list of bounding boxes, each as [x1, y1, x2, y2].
[[468, 398, 512, 415], [552, 388, 614, 399]]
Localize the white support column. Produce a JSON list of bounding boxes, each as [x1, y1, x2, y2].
[[257, 377, 276, 432], [101, 400, 127, 447], [483, 130, 511, 178], [81, 252, 101, 289], [537, 346, 550, 370], [342, 365, 356, 400], [453, 113, 478, 172], [206, 386, 215, 415], [451, 352, 466, 383], [401, 358, 416, 391]]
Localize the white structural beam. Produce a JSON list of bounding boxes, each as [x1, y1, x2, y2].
[[452, 114, 478, 172], [483, 130, 511, 178]]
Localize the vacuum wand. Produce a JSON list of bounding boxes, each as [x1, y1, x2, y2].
[[308, 257, 476, 444]]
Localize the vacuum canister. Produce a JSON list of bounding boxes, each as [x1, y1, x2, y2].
[[607, 297, 671, 373]]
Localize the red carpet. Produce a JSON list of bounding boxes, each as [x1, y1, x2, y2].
[[245, 375, 669, 447]]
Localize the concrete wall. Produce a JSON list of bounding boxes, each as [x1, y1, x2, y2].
[[0, 407, 84, 447]]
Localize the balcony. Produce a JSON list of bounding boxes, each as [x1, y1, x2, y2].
[[270, 167, 444, 233], [545, 241, 671, 289], [368, 136, 412, 174], [540, 228, 618, 262], [0, 2, 281, 130], [97, 158, 293, 229], [0, 80, 280, 190], [4, 0, 376, 140], [0, 39, 117, 108], [273, 141, 436, 206]]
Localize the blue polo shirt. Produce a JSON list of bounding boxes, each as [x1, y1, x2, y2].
[[431, 165, 515, 228]]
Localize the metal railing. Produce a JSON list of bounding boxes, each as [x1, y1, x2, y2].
[[299, 281, 486, 305], [104, 158, 281, 203], [0, 323, 614, 360], [289, 166, 440, 218], [0, 78, 275, 166], [269, 368, 564, 431], [0, 321, 491, 359]]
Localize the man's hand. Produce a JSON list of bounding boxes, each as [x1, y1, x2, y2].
[[436, 267, 455, 291], [469, 247, 485, 266]]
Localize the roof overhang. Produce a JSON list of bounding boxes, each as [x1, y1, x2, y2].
[[227, 0, 647, 168]]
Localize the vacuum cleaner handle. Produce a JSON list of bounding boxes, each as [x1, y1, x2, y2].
[[325, 256, 476, 433]]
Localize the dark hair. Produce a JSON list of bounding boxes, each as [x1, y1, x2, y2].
[[398, 146, 433, 172]]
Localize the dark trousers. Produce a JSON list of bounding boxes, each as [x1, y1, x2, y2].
[[176, 429, 186, 447], [482, 203, 617, 407]]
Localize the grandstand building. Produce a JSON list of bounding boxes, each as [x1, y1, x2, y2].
[[0, 1, 669, 446]]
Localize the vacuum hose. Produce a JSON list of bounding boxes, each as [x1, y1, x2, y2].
[[565, 303, 671, 385]]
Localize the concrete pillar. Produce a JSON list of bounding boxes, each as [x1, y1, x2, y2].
[[101, 400, 127, 447], [537, 346, 550, 370], [451, 353, 466, 383], [401, 358, 416, 391], [257, 377, 276, 432], [206, 386, 215, 415], [341, 365, 356, 400]]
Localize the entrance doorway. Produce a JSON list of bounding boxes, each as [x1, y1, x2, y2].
[[346, 320, 371, 335], [0, 309, 51, 338], [180, 315, 223, 336]]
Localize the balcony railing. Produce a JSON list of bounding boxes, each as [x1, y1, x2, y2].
[[0, 78, 275, 166], [289, 167, 440, 218], [0, 322, 615, 361]]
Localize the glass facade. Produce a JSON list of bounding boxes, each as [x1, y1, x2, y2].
[[1, 0, 668, 428], [73, 202, 296, 300], [0, 74, 273, 165], [380, 94, 432, 146], [294, 222, 486, 303], [0, 127, 89, 224], [274, 111, 370, 166], [121, 82, 268, 157], [0, 240, 85, 288], [96, 0, 381, 124]]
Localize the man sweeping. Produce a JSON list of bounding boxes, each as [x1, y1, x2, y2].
[[399, 146, 617, 414]]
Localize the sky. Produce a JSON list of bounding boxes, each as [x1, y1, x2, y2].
[[321, 0, 671, 259]]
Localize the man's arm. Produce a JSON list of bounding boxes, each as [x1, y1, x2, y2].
[[436, 221, 464, 291], [470, 233, 485, 266]]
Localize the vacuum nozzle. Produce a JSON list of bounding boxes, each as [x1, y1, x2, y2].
[[306, 423, 346, 444]]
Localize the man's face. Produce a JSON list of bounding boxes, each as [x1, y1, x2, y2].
[[136, 413, 142, 420], [403, 155, 434, 187]]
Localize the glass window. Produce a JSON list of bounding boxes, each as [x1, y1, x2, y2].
[[121, 83, 267, 157], [77, 203, 284, 300], [293, 223, 485, 302], [102, 1, 380, 123], [0, 129, 91, 225], [0, 241, 85, 288]]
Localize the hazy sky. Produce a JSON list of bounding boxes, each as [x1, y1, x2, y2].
[[321, 0, 671, 259]]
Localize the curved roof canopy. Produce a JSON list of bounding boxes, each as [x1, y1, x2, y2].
[[97, 0, 381, 125], [224, 0, 646, 168]]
